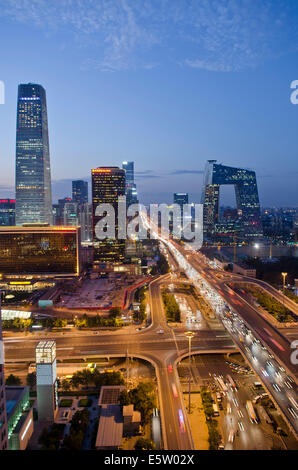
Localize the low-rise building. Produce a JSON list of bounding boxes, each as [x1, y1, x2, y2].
[[232, 263, 256, 278], [6, 386, 34, 450], [123, 404, 141, 434], [95, 404, 123, 450]]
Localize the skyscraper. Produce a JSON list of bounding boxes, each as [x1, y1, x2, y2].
[[78, 203, 92, 242], [92, 167, 126, 264], [0, 297, 8, 450], [173, 193, 188, 208], [201, 160, 263, 240], [72, 180, 88, 205], [63, 202, 78, 226], [0, 199, 15, 226], [15, 83, 52, 225], [122, 161, 138, 206]]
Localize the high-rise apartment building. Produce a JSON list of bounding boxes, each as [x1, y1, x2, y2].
[[15, 83, 52, 225], [201, 160, 263, 240], [122, 161, 138, 206], [92, 167, 126, 264], [0, 298, 8, 450], [72, 180, 88, 205]]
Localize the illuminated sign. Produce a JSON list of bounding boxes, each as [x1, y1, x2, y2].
[[9, 281, 31, 285]]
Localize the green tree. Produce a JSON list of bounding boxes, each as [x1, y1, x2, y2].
[[134, 438, 156, 450], [62, 409, 89, 450], [5, 374, 21, 386], [109, 307, 122, 318], [53, 318, 67, 328], [26, 372, 36, 389], [61, 378, 71, 391], [123, 382, 156, 424]]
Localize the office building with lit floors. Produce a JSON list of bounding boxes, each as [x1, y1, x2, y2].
[[201, 160, 263, 242], [0, 301, 8, 450], [36, 341, 58, 422], [15, 83, 52, 225], [92, 167, 126, 266], [0, 225, 81, 278], [0, 199, 15, 226]]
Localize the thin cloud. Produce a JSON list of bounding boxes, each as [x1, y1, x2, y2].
[[1, 0, 298, 72], [169, 169, 204, 175], [135, 173, 162, 179]]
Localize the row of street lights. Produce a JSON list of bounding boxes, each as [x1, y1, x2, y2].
[[184, 330, 195, 413]]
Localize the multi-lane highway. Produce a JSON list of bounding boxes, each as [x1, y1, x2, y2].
[[3, 274, 236, 450], [164, 240, 298, 438]]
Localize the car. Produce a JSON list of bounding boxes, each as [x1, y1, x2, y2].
[[168, 364, 173, 373], [238, 421, 244, 432], [228, 430, 235, 443], [157, 329, 164, 334], [273, 383, 282, 392], [288, 407, 298, 419], [178, 409, 186, 433], [172, 383, 178, 398]]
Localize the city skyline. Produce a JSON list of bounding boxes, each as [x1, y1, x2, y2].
[[0, 1, 298, 207], [0, 2, 297, 455]]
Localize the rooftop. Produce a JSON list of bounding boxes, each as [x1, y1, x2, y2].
[[95, 405, 123, 449], [98, 385, 125, 406], [5, 386, 29, 420], [0, 225, 78, 233]]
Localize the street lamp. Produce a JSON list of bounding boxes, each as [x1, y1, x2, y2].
[[184, 331, 195, 413], [281, 272, 287, 292]]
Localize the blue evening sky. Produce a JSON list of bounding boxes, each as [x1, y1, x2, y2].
[[0, 0, 298, 206]]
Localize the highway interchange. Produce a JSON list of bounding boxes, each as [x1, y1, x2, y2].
[[3, 236, 298, 449]]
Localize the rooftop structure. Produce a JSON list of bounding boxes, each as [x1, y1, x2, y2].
[[95, 405, 123, 450], [98, 385, 125, 406]]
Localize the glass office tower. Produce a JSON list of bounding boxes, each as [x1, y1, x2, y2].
[[92, 167, 126, 264], [173, 193, 188, 208], [122, 161, 138, 206], [15, 83, 52, 225], [0, 199, 15, 226], [72, 180, 88, 205], [201, 160, 263, 241]]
